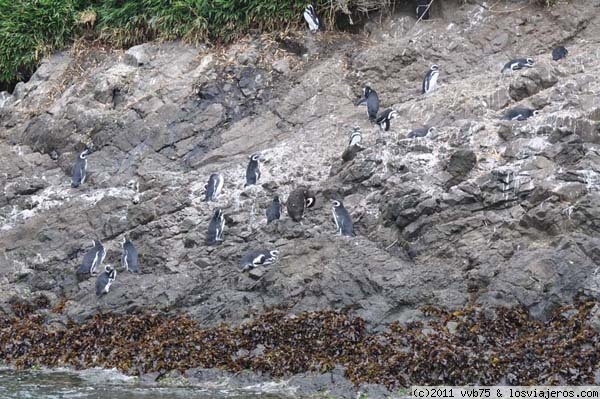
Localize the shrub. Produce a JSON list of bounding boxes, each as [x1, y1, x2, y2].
[[0, 0, 75, 88]]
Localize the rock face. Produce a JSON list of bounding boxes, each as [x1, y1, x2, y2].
[[1, 1, 600, 328]]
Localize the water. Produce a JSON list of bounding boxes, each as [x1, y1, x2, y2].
[[0, 369, 290, 399]]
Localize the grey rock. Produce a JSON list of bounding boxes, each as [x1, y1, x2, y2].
[[0, 2, 599, 351]]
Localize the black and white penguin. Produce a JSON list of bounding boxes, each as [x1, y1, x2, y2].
[[71, 148, 91, 188], [95, 265, 117, 296], [376, 109, 398, 131], [331, 199, 355, 237], [77, 239, 106, 275], [245, 153, 261, 187], [356, 86, 380, 121], [121, 237, 140, 273], [552, 46, 568, 61], [286, 187, 315, 222], [416, 0, 431, 20], [342, 127, 365, 163], [239, 249, 280, 272], [207, 208, 225, 245], [501, 57, 534, 73], [303, 4, 322, 33], [501, 106, 539, 121], [266, 196, 282, 224], [422, 64, 439, 94], [348, 127, 362, 147], [407, 126, 436, 138], [204, 173, 223, 202]]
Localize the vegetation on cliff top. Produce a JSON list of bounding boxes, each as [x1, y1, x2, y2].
[[0, 0, 558, 91]]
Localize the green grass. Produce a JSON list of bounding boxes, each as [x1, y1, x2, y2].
[[0, 0, 75, 87], [0, 0, 561, 90]]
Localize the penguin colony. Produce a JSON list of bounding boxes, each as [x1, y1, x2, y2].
[[67, 2, 567, 298]]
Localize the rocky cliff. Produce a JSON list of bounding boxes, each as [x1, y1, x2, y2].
[[1, 0, 600, 329]]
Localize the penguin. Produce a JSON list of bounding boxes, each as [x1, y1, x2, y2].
[[71, 148, 91, 188], [121, 237, 140, 273], [207, 208, 225, 245], [331, 199, 355, 237], [422, 64, 440, 94], [501, 58, 534, 73], [342, 127, 365, 163], [303, 4, 322, 33], [266, 196, 282, 224], [416, 0, 431, 20], [239, 249, 280, 272], [407, 126, 436, 138], [552, 46, 568, 61], [376, 109, 398, 131], [348, 127, 362, 147], [245, 153, 261, 187], [77, 239, 106, 276], [501, 106, 539, 121], [286, 187, 315, 222], [95, 265, 117, 296], [356, 86, 380, 121], [204, 173, 224, 202]]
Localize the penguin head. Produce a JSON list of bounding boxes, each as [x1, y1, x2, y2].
[[105, 264, 114, 273], [363, 86, 373, 97], [430, 64, 440, 71], [304, 190, 316, 208], [331, 199, 342, 208], [273, 195, 280, 203], [389, 110, 398, 120], [532, 110, 540, 116], [306, 4, 314, 12], [213, 208, 223, 219], [269, 249, 280, 259], [250, 153, 261, 162], [427, 127, 436, 135], [93, 239, 102, 247], [80, 148, 92, 159], [526, 58, 535, 66]]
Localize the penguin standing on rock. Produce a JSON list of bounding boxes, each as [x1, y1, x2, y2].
[[348, 127, 362, 147], [95, 265, 117, 296], [422, 64, 439, 94], [501, 58, 534, 73], [287, 187, 316, 222], [342, 127, 364, 163], [355, 86, 380, 121], [121, 237, 140, 273], [77, 239, 106, 276], [331, 199, 355, 237], [239, 249, 280, 272], [207, 208, 225, 245], [245, 154, 261, 187], [204, 173, 223, 202], [266, 196, 282, 224], [303, 4, 322, 33], [376, 109, 398, 131], [71, 148, 91, 188]]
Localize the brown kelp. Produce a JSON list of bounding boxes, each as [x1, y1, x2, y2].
[[0, 301, 599, 387]]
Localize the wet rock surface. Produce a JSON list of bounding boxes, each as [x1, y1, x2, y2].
[[0, 0, 600, 339]]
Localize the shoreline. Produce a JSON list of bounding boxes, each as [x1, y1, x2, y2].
[[2, 301, 600, 397]]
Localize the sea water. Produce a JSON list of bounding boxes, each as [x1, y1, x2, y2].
[[0, 368, 291, 399]]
